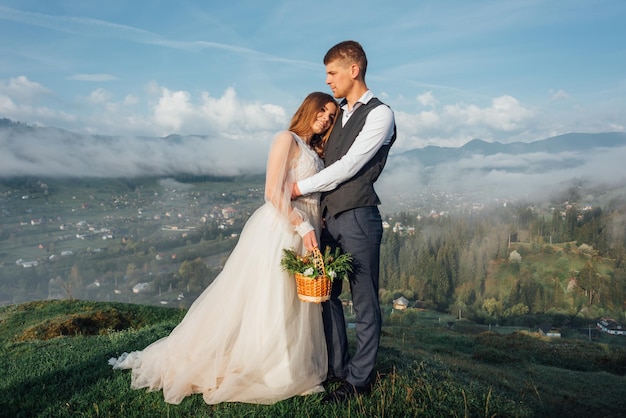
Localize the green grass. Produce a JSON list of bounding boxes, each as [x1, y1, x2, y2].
[[1, 301, 626, 417]]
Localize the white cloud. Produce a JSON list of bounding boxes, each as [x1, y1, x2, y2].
[[153, 88, 193, 132], [0, 75, 51, 104], [197, 88, 239, 130], [124, 94, 138, 106], [1, 73, 625, 209], [68, 73, 118, 82], [0, 76, 78, 126], [0, 74, 619, 168], [378, 145, 626, 209], [87, 88, 113, 104], [144, 86, 288, 137], [0, 123, 270, 178], [445, 95, 534, 131], [262, 103, 286, 118], [549, 89, 570, 101], [0, 95, 17, 112], [417, 91, 437, 107], [393, 93, 536, 150]]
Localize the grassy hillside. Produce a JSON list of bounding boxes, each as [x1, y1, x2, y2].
[[1, 300, 626, 417]]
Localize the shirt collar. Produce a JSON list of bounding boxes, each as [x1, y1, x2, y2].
[[340, 90, 373, 112]]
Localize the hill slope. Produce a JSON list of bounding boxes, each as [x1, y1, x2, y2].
[[1, 300, 625, 417]]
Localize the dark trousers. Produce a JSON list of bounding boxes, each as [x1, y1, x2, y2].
[[321, 206, 383, 387]]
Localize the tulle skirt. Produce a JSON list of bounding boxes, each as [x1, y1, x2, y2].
[[110, 201, 326, 404]]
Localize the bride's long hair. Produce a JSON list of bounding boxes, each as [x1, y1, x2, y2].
[[288, 92, 338, 157]]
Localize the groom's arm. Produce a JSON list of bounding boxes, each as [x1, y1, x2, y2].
[[293, 105, 394, 198]]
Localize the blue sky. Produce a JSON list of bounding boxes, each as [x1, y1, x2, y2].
[[1, 0, 625, 154]]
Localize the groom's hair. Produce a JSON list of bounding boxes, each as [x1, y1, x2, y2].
[[324, 40, 368, 79]]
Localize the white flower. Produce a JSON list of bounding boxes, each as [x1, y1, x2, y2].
[[303, 267, 315, 277], [328, 270, 337, 279]]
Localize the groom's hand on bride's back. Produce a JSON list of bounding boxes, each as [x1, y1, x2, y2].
[[291, 183, 301, 200]]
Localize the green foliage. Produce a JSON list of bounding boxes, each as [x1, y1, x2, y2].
[[504, 303, 530, 317], [379, 290, 394, 304], [280, 246, 352, 281]]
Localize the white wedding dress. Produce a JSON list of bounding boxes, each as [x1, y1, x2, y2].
[[109, 133, 326, 405]]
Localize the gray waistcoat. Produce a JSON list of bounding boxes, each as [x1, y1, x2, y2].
[[321, 97, 396, 218]]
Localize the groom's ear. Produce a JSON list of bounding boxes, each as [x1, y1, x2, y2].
[[350, 63, 361, 80]]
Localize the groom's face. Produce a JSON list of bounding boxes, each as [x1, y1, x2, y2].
[[325, 59, 353, 99]]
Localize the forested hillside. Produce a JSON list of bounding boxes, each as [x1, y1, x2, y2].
[[378, 198, 626, 327]]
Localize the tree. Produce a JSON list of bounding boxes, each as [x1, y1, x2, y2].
[[577, 261, 599, 306], [550, 208, 564, 242], [564, 207, 578, 241], [431, 263, 450, 307], [482, 297, 501, 318], [517, 207, 536, 229], [551, 277, 565, 310], [504, 303, 529, 317], [178, 258, 211, 293], [380, 230, 401, 289], [56, 265, 83, 300], [532, 287, 544, 313]]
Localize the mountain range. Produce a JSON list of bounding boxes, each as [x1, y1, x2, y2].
[[396, 132, 626, 170], [2, 118, 626, 203]]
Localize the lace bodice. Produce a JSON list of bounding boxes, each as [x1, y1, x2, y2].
[[290, 134, 323, 204]]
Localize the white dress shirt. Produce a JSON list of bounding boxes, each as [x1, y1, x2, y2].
[[297, 90, 395, 196]]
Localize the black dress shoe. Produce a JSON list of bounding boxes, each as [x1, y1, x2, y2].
[[322, 381, 370, 404], [322, 375, 344, 387]]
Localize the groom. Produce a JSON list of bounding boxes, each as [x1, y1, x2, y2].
[[293, 40, 396, 403]]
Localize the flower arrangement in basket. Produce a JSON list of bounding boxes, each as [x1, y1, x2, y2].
[[280, 246, 353, 303]]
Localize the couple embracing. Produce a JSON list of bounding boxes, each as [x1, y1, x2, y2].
[[110, 40, 396, 406]]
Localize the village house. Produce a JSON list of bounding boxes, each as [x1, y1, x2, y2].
[[16, 259, 39, 268], [132, 282, 151, 294], [222, 207, 237, 219], [597, 317, 626, 336], [393, 296, 409, 311], [392, 222, 415, 235], [538, 323, 561, 338]]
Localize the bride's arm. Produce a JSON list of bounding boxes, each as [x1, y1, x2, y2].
[[264, 131, 315, 246]]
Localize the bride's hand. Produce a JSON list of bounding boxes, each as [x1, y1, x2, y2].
[[303, 230, 318, 252]]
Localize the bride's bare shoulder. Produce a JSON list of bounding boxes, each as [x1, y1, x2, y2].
[[273, 130, 297, 143], [271, 131, 300, 151]]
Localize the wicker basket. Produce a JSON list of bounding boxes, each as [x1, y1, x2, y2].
[[294, 247, 331, 303]]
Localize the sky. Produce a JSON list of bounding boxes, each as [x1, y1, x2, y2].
[[1, 0, 626, 192]]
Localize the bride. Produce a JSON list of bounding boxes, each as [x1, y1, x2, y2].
[[109, 92, 338, 405]]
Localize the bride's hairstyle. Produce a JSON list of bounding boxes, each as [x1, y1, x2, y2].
[[289, 92, 338, 157]]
